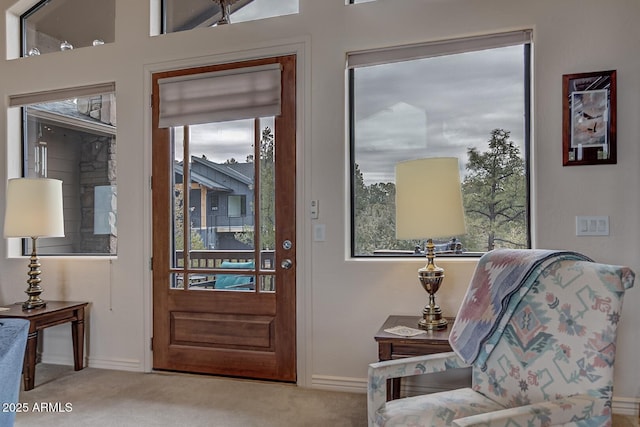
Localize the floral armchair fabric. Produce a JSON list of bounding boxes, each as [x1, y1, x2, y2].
[[368, 252, 634, 427]]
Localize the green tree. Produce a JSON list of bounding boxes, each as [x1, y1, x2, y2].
[[173, 186, 205, 251], [234, 126, 275, 250], [462, 129, 527, 251], [353, 165, 419, 255]]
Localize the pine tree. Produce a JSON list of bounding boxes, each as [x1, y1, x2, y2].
[[462, 129, 527, 251]]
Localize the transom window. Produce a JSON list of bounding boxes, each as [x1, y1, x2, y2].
[[21, 0, 115, 57], [163, 0, 299, 33], [349, 31, 532, 257]]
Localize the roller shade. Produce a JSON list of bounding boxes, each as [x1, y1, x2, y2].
[[158, 63, 282, 128], [9, 82, 115, 107], [348, 30, 532, 69]]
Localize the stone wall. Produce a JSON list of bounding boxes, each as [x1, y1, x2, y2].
[[78, 95, 117, 254]]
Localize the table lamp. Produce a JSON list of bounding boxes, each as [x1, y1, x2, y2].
[[4, 178, 65, 310], [395, 157, 466, 330]]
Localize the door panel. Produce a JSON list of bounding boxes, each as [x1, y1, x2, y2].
[[152, 55, 296, 381]]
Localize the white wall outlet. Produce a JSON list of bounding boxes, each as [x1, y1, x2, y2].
[[576, 216, 609, 236]]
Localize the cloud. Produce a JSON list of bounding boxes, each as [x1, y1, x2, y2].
[[174, 118, 274, 163], [353, 45, 526, 184]]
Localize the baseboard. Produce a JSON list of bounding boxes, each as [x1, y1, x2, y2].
[[87, 356, 144, 371], [309, 375, 639, 417], [612, 397, 640, 416], [41, 354, 143, 372], [311, 375, 367, 393]]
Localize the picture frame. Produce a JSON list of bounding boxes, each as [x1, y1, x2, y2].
[[562, 70, 616, 166]]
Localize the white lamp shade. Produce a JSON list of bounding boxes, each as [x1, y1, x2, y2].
[[4, 178, 65, 238], [395, 157, 466, 240]]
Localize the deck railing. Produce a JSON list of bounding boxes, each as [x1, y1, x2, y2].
[[174, 249, 275, 270], [172, 250, 276, 290]]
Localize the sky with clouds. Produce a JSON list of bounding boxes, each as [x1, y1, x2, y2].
[[353, 45, 526, 184]]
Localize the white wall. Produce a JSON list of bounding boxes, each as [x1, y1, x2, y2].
[[0, 0, 638, 412]]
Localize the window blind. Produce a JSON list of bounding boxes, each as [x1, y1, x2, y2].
[[347, 30, 532, 69], [9, 82, 116, 107], [158, 63, 282, 128]]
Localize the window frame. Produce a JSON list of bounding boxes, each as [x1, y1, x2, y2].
[[20, 0, 115, 57], [228, 194, 247, 218], [10, 84, 117, 257], [348, 32, 532, 258]]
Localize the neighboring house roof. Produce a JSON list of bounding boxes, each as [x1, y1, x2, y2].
[[225, 162, 254, 180], [191, 156, 254, 186], [174, 161, 232, 192], [27, 99, 116, 137]]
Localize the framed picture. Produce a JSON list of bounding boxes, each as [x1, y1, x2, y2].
[[562, 70, 616, 166]]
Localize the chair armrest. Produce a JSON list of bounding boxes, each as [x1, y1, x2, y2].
[[452, 395, 598, 427], [368, 352, 469, 426]]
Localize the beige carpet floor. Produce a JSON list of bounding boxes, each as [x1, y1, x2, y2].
[[13, 364, 638, 427], [15, 364, 366, 427]]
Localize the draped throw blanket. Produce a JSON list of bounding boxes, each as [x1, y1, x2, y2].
[[449, 249, 592, 368]]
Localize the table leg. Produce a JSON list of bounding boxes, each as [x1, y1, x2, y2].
[[391, 378, 401, 400], [378, 342, 400, 401], [71, 308, 85, 371], [22, 330, 38, 391]]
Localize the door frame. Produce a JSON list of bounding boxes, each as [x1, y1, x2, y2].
[[141, 41, 311, 385]]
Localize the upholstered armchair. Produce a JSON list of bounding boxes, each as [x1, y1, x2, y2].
[[0, 318, 29, 427], [368, 249, 635, 427]]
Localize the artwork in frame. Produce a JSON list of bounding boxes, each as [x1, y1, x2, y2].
[[562, 70, 616, 166]]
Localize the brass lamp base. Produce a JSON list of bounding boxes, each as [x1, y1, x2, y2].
[[22, 237, 46, 310], [419, 305, 448, 330], [417, 238, 448, 331], [23, 299, 46, 310]]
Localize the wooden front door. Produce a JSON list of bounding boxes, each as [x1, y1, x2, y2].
[[151, 55, 296, 381]]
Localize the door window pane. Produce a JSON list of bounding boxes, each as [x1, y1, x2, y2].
[[170, 119, 280, 291], [22, 0, 115, 57], [258, 119, 276, 291]]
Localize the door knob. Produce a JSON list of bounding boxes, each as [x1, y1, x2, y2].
[[281, 259, 293, 270]]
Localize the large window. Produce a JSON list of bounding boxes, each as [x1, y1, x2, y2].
[[163, 0, 298, 33], [349, 31, 532, 257], [10, 84, 117, 255], [21, 0, 115, 57]]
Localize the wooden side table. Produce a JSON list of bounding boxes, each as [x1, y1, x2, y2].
[[374, 315, 454, 400], [0, 301, 88, 391]]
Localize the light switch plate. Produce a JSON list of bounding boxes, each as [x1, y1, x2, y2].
[[576, 216, 609, 236], [310, 200, 319, 219]]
